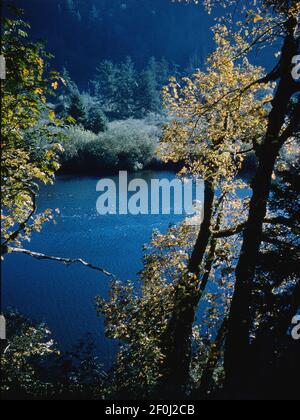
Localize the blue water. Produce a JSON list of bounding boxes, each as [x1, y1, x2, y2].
[[2, 171, 199, 367]]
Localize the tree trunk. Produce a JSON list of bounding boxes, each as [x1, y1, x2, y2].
[[197, 317, 228, 400], [224, 18, 299, 397], [160, 180, 215, 396]]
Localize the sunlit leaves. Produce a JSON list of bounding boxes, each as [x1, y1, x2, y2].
[[1, 17, 66, 250], [51, 81, 59, 90], [160, 28, 271, 184]]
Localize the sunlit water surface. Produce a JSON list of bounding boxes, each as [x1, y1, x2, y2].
[[3, 171, 202, 367]]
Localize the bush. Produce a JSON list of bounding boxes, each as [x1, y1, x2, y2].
[[61, 118, 160, 174], [62, 126, 97, 159]]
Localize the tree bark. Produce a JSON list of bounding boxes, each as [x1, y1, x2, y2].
[[224, 17, 300, 397], [160, 180, 215, 396], [197, 317, 228, 400]]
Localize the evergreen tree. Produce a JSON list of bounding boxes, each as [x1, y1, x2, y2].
[[156, 57, 170, 86], [115, 57, 137, 119], [54, 68, 79, 117], [92, 60, 118, 110], [61, 69, 79, 102], [69, 91, 88, 126], [86, 105, 108, 134], [137, 57, 161, 116]]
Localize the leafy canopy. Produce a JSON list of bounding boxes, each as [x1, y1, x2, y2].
[[1, 16, 65, 252]]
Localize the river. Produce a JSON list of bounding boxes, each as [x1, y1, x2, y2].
[[2, 171, 202, 367]]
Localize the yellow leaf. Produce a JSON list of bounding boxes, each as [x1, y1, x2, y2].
[[37, 58, 44, 67], [22, 68, 29, 78], [51, 81, 59, 90], [253, 14, 263, 23], [49, 110, 55, 121]]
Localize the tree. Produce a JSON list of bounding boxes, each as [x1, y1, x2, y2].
[[209, 0, 300, 397], [86, 105, 108, 134], [96, 17, 273, 398], [0, 310, 59, 398], [248, 153, 300, 399], [68, 91, 88, 127], [115, 56, 137, 119], [156, 57, 170, 87], [136, 57, 161, 116], [158, 28, 272, 394], [92, 59, 118, 111], [0, 15, 64, 255], [170, 0, 300, 398], [0, 14, 113, 279], [54, 68, 79, 117]]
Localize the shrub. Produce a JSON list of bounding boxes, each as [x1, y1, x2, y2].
[[62, 126, 97, 158], [61, 126, 97, 172], [61, 118, 160, 174]]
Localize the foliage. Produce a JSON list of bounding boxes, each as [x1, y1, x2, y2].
[[167, 0, 300, 398], [96, 222, 199, 397], [53, 73, 109, 134], [99, 0, 300, 399], [0, 311, 106, 400], [114, 57, 137, 119], [97, 193, 243, 397], [54, 68, 79, 117], [3, 0, 299, 401], [68, 90, 88, 127], [97, 277, 174, 398], [86, 105, 109, 134], [92, 56, 174, 119], [92, 59, 118, 109], [62, 118, 160, 173], [1, 15, 65, 253], [0, 311, 59, 398], [160, 29, 271, 182], [61, 126, 98, 161], [136, 58, 162, 117]]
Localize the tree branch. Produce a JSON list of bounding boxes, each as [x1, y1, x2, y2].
[[264, 215, 296, 228], [213, 223, 246, 239], [279, 99, 300, 147], [6, 247, 117, 279], [214, 216, 295, 239], [1, 189, 37, 250], [236, 147, 254, 155]]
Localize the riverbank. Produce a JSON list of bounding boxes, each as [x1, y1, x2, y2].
[[60, 152, 256, 177], [58, 117, 258, 177], [59, 158, 182, 176]]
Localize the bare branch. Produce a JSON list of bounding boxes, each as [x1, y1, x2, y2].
[[6, 247, 117, 279]]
